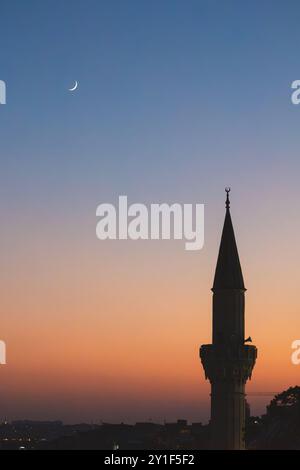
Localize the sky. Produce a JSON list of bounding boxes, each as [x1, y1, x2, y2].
[[0, 0, 300, 423]]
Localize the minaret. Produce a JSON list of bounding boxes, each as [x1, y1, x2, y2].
[[200, 189, 257, 450]]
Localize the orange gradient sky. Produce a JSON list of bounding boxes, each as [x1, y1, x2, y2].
[[0, 189, 300, 424]]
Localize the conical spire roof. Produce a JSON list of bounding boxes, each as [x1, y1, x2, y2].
[[212, 189, 245, 291]]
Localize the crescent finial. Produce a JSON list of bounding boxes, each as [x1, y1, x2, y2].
[[225, 187, 231, 209]]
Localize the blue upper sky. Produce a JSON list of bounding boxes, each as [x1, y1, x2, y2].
[[1, 0, 300, 241]]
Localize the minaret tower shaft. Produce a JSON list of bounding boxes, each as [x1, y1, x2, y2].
[[200, 189, 257, 450]]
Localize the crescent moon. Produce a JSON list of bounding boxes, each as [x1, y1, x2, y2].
[[69, 81, 78, 92]]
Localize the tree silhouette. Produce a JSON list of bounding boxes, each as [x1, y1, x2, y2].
[[268, 386, 300, 413], [254, 386, 300, 449]]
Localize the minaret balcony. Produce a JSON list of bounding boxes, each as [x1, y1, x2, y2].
[[200, 344, 257, 383]]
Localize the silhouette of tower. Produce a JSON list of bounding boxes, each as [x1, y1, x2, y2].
[[200, 189, 257, 450]]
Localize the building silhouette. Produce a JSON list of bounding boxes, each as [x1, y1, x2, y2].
[[200, 189, 257, 450]]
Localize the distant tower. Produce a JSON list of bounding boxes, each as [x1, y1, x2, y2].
[[200, 189, 257, 450]]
